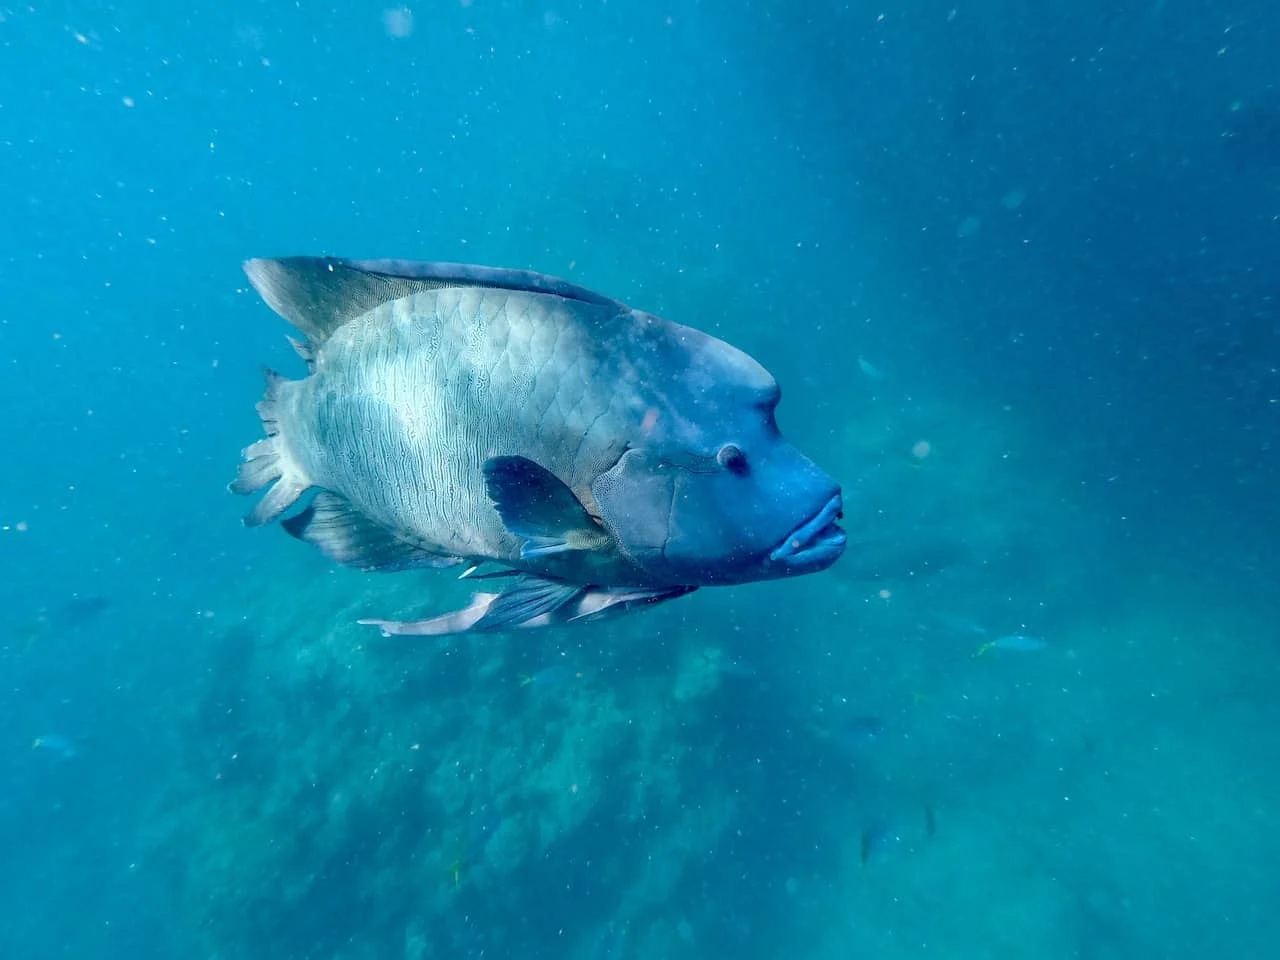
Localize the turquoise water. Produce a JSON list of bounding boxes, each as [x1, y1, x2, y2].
[[2, 2, 1277, 957]]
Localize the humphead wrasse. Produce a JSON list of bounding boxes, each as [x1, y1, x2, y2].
[[231, 257, 845, 635]]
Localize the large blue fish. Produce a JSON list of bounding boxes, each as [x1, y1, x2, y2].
[[231, 257, 845, 635]]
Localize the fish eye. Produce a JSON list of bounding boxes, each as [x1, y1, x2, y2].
[[716, 443, 749, 475]]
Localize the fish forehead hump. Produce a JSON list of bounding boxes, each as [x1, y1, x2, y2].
[[671, 318, 776, 396], [617, 311, 780, 440]]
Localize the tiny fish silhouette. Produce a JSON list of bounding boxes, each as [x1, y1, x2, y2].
[[857, 355, 885, 380], [976, 634, 1047, 656], [32, 734, 77, 759], [518, 663, 579, 688]]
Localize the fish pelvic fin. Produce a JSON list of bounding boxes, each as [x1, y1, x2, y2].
[[228, 368, 311, 527], [357, 579, 695, 637]]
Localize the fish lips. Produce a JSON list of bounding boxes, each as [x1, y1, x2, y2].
[[769, 493, 847, 575]]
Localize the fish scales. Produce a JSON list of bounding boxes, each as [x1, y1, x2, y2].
[[285, 286, 624, 563]]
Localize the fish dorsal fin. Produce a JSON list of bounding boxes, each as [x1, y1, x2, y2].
[[243, 257, 623, 348]]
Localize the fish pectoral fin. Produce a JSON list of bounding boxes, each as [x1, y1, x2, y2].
[[482, 456, 610, 557], [516, 535, 606, 561], [517, 535, 581, 559], [282, 492, 463, 573]]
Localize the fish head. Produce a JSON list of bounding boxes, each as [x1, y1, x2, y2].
[[591, 315, 846, 586]]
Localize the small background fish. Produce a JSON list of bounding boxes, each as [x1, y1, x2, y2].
[[31, 734, 77, 760], [977, 634, 1049, 655], [9, 595, 110, 651]]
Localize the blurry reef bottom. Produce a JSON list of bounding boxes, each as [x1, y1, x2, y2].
[[144, 609, 859, 960]]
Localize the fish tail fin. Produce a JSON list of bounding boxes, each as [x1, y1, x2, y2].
[[228, 368, 311, 527]]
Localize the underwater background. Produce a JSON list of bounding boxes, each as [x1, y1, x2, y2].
[[2, 1, 1278, 957]]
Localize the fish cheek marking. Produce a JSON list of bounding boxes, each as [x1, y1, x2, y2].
[[662, 472, 679, 561]]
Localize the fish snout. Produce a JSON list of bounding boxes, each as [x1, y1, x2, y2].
[[769, 493, 846, 574]]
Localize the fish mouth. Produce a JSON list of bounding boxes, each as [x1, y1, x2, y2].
[[770, 494, 847, 572]]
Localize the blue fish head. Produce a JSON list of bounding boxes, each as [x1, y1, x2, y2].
[[592, 316, 846, 586]]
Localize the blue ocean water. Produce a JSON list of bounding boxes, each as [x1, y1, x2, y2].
[[2, 1, 1277, 957]]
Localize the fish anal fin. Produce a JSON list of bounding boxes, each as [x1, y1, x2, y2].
[[282, 492, 462, 572]]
